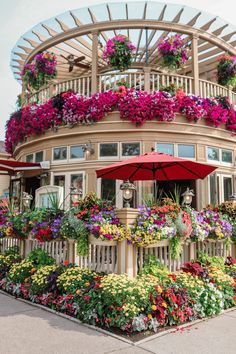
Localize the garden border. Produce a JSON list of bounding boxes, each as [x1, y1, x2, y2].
[[1, 289, 235, 346]]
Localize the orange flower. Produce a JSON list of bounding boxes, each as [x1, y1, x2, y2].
[[76, 289, 81, 295]]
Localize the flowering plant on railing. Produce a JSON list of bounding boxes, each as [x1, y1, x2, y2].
[[178, 95, 206, 122], [103, 35, 135, 71], [5, 89, 236, 154], [21, 52, 57, 91], [200, 209, 233, 242], [184, 207, 210, 242], [157, 34, 189, 70], [217, 55, 236, 87]]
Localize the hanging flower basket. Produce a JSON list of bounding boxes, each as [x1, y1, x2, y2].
[[103, 35, 136, 71], [157, 34, 189, 70], [217, 55, 236, 87], [21, 52, 57, 91]]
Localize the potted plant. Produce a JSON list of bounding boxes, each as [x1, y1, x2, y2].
[[157, 34, 189, 70], [103, 35, 135, 71]]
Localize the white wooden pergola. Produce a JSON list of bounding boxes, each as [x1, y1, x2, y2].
[[11, 1, 236, 96]]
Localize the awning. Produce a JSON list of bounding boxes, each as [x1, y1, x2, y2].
[[0, 159, 41, 173]]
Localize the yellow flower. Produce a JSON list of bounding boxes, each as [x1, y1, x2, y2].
[[162, 302, 167, 308], [148, 314, 152, 319], [151, 305, 157, 311]]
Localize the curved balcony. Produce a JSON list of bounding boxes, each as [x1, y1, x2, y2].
[[26, 70, 236, 105]]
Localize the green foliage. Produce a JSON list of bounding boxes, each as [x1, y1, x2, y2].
[[4, 246, 19, 257], [197, 251, 225, 270], [139, 255, 169, 281], [27, 249, 55, 267], [60, 214, 89, 256], [169, 235, 182, 259]]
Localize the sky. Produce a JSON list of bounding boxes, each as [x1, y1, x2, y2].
[[0, 0, 236, 142]]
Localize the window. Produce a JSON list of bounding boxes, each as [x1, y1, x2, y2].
[[209, 173, 218, 205], [71, 174, 83, 192], [35, 151, 44, 163], [26, 154, 33, 163], [156, 143, 174, 155], [100, 143, 118, 157], [178, 144, 195, 158], [207, 147, 220, 161], [122, 143, 140, 156], [101, 179, 116, 203], [53, 147, 67, 161], [223, 177, 232, 201], [222, 149, 233, 164], [70, 145, 84, 159], [54, 175, 65, 188]]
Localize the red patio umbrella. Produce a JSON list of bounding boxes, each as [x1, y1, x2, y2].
[[0, 159, 41, 173], [96, 152, 217, 180]]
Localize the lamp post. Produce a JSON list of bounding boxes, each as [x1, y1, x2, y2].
[[120, 180, 136, 208], [70, 187, 83, 207], [182, 188, 195, 206], [22, 192, 33, 210]]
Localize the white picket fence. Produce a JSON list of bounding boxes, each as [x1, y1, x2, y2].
[[77, 236, 117, 274], [0, 237, 235, 274]]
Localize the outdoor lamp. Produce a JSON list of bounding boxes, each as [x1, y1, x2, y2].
[[182, 188, 194, 206], [22, 192, 33, 209], [229, 194, 236, 207], [82, 142, 95, 157], [120, 180, 136, 208], [70, 187, 83, 206]]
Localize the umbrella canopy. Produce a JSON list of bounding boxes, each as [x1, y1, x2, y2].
[[96, 152, 217, 181], [0, 159, 41, 173]]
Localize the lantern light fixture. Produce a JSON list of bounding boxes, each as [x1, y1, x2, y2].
[[120, 180, 136, 208], [22, 192, 33, 209], [82, 142, 95, 157], [181, 187, 194, 206], [229, 194, 236, 207]]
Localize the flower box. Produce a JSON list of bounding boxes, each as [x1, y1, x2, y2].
[[88, 234, 118, 246]]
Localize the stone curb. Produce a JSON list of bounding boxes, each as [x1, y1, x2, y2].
[[1, 289, 235, 346]]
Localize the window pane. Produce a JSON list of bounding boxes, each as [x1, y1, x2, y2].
[[209, 174, 218, 205], [100, 143, 118, 157], [178, 144, 195, 158], [156, 143, 174, 155], [223, 177, 232, 201], [53, 147, 67, 160], [101, 179, 116, 203], [71, 174, 83, 191], [122, 143, 140, 156], [70, 146, 84, 159], [54, 175, 65, 188], [26, 154, 33, 163], [222, 150, 233, 164], [35, 151, 43, 162], [207, 147, 219, 161]]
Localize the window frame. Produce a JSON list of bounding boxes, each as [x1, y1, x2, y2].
[[98, 142, 119, 160], [26, 151, 44, 163], [52, 146, 68, 163], [69, 145, 85, 162], [177, 144, 196, 160], [121, 142, 141, 158]]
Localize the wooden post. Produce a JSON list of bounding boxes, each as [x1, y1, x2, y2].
[[68, 239, 75, 264], [143, 66, 151, 92], [24, 239, 31, 258], [189, 242, 195, 261], [49, 84, 55, 99], [116, 208, 139, 277], [192, 35, 199, 96], [91, 31, 98, 94]]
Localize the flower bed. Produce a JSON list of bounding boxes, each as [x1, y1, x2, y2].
[[0, 247, 235, 335], [5, 89, 236, 154]]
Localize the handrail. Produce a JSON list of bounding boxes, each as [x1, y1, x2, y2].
[[25, 71, 236, 105]]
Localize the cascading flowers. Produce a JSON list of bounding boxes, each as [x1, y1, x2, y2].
[[103, 35, 136, 71], [157, 34, 189, 70], [217, 55, 236, 87], [21, 52, 57, 91]]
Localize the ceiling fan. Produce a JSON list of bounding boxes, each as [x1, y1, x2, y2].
[[60, 54, 90, 72]]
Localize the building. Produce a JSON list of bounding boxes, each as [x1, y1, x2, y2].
[[7, 1, 236, 209], [0, 141, 10, 198]]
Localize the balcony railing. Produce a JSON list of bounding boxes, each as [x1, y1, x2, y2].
[[27, 71, 236, 105]]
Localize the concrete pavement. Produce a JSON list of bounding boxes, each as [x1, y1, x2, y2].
[[0, 292, 235, 354]]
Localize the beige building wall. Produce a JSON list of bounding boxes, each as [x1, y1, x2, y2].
[[0, 148, 10, 198], [14, 112, 236, 210]]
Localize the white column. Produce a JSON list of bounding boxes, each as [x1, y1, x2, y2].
[[192, 34, 199, 96]]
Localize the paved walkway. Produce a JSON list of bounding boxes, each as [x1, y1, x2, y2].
[[0, 292, 235, 354]]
